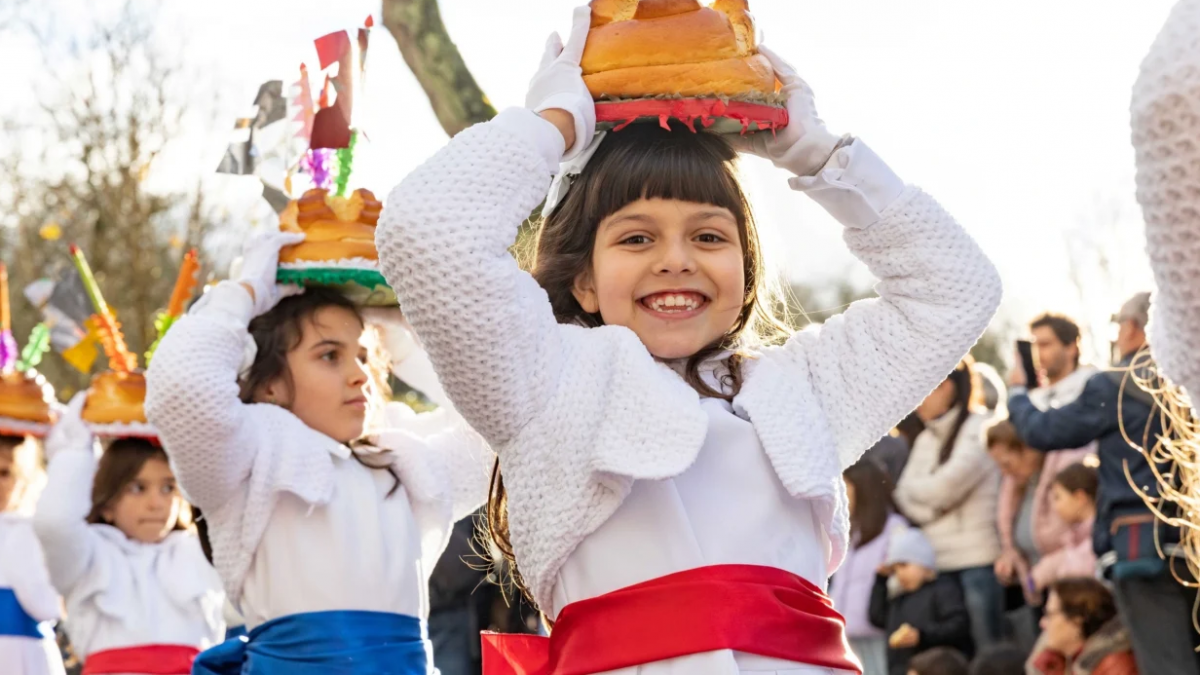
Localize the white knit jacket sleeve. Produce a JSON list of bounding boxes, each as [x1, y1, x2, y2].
[[377, 108, 565, 448], [784, 142, 1003, 469], [4, 520, 64, 622], [33, 443, 99, 595], [144, 281, 262, 509], [1132, 0, 1200, 406]]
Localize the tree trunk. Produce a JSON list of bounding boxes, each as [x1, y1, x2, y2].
[[382, 0, 497, 137]]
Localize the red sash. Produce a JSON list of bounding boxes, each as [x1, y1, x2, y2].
[[481, 564, 862, 675], [82, 644, 200, 675]]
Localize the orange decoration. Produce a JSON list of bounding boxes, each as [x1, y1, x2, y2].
[[166, 250, 200, 318]]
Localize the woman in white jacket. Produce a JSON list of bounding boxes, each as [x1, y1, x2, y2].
[[894, 358, 1002, 653], [378, 5, 1002, 673]]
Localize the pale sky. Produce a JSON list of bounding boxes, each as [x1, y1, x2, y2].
[[6, 1, 1178, 361]]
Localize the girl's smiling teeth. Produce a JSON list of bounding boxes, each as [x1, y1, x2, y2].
[[641, 292, 708, 313]]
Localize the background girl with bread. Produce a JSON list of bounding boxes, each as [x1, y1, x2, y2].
[[379, 0, 1001, 671], [33, 394, 225, 675], [144, 229, 493, 674], [0, 433, 66, 675]]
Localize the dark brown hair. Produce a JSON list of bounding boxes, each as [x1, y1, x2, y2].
[[491, 123, 791, 608], [935, 357, 984, 465], [239, 288, 399, 492], [1049, 577, 1116, 638], [909, 647, 968, 675], [86, 437, 191, 530], [1053, 462, 1099, 501], [844, 460, 893, 547], [985, 419, 1024, 451], [1030, 313, 1082, 367]]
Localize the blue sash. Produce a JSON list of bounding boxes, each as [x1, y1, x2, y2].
[[191, 610, 428, 674], [223, 625, 247, 641], [0, 588, 51, 639]]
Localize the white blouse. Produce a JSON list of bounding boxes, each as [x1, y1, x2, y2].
[[553, 393, 854, 675], [32, 449, 225, 663], [239, 447, 426, 628], [0, 513, 65, 675]]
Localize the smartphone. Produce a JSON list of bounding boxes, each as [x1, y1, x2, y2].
[[1016, 339, 1040, 389]]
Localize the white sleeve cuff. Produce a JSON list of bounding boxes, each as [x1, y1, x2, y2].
[[190, 281, 254, 327], [490, 107, 567, 176], [789, 140, 906, 229]]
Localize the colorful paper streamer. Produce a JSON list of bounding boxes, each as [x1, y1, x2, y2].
[[69, 245, 136, 372], [16, 323, 50, 371], [335, 130, 358, 197]]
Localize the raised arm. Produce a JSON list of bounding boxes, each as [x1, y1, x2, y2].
[[736, 48, 1002, 469], [33, 395, 100, 595], [145, 232, 303, 509], [376, 8, 596, 449], [3, 521, 62, 622], [1132, 0, 1200, 408]]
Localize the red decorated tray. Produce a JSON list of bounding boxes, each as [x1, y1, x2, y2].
[[596, 98, 788, 135]]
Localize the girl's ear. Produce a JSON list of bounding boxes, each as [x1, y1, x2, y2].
[[100, 505, 114, 524], [572, 269, 600, 314], [256, 377, 287, 406]]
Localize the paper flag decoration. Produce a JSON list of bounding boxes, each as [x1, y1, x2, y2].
[[69, 245, 136, 372], [293, 64, 315, 142], [253, 80, 286, 130], [24, 271, 95, 372], [62, 326, 99, 374]]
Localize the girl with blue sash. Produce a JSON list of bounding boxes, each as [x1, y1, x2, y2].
[[0, 433, 65, 675], [145, 231, 493, 674]]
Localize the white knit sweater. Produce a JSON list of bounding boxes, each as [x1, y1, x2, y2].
[[144, 281, 493, 606], [1132, 0, 1200, 409], [378, 107, 1002, 613]]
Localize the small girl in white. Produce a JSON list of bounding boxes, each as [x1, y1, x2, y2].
[[378, 5, 1002, 673], [34, 397, 225, 674], [144, 233, 492, 674], [0, 434, 65, 675]]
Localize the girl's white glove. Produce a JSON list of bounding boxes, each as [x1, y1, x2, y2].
[[525, 4, 596, 161], [45, 392, 97, 463], [362, 307, 418, 366], [237, 231, 306, 317], [729, 46, 843, 178]]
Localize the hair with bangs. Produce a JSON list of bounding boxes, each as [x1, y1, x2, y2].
[[492, 122, 790, 608]]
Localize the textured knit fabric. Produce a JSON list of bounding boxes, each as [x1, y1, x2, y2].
[[894, 410, 1002, 571], [32, 448, 225, 660], [378, 106, 1002, 613], [1132, 0, 1200, 412], [144, 281, 493, 609], [0, 514, 65, 675]]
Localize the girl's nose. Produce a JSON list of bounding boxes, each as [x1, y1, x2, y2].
[[654, 238, 695, 275]]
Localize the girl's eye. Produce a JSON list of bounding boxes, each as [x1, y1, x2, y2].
[[0, 469, 10, 479], [321, 351, 338, 363], [356, 353, 369, 365], [162, 483, 177, 496], [619, 234, 650, 245], [128, 482, 145, 495], [696, 233, 726, 244]]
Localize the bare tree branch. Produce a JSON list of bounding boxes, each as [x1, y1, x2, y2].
[[382, 0, 496, 136]]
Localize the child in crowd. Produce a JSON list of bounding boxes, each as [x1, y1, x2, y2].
[[871, 528, 973, 675], [34, 396, 225, 674], [968, 644, 1026, 675], [0, 434, 65, 675], [1031, 464, 1098, 590], [831, 459, 909, 675], [908, 647, 968, 675]]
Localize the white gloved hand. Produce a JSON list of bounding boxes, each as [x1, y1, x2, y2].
[[729, 46, 843, 178], [361, 307, 418, 365], [45, 392, 97, 463], [525, 4, 596, 161], [237, 231, 306, 317]]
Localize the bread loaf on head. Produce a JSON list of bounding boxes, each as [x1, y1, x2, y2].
[[278, 188, 381, 263], [581, 0, 773, 100], [633, 0, 702, 20], [585, 54, 773, 99]]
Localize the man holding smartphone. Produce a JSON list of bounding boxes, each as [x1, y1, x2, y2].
[[1005, 293, 1197, 674]]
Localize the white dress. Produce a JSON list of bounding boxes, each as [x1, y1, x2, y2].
[[553, 394, 853, 675], [32, 447, 226, 668], [0, 513, 65, 675]]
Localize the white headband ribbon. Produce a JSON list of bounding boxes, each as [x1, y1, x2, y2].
[[544, 131, 607, 216]]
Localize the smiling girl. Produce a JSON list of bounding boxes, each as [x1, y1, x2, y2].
[[144, 233, 492, 674], [379, 6, 1001, 673], [33, 395, 225, 674]]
